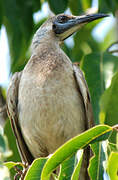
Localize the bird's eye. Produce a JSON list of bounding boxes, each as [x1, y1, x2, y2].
[[57, 15, 69, 23], [53, 24, 56, 30]]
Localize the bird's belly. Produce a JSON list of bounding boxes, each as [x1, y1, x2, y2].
[[18, 71, 86, 158]]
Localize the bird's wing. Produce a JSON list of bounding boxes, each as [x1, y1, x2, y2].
[[7, 72, 34, 165], [73, 63, 94, 179], [73, 63, 94, 129]]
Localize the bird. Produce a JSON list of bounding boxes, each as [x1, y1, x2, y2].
[[7, 13, 108, 179]]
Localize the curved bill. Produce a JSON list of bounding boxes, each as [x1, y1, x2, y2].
[[53, 13, 109, 40]]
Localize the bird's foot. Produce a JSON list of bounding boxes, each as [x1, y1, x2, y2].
[[14, 162, 29, 180]]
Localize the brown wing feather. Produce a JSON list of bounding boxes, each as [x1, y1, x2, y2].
[[7, 72, 34, 165], [73, 63, 94, 180], [73, 63, 94, 129]]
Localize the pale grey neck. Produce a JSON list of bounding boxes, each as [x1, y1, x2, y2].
[[31, 26, 60, 54]]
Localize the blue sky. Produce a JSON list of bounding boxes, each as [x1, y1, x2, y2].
[[0, 2, 115, 87]]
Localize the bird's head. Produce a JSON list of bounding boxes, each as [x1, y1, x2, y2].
[[32, 13, 108, 50]]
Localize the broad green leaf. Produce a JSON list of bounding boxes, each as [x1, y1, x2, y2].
[[81, 52, 118, 124], [2, 0, 34, 73], [69, 0, 83, 15], [100, 72, 118, 126], [107, 152, 118, 180], [81, 53, 104, 124], [24, 158, 47, 180], [82, 0, 92, 11], [4, 120, 21, 162], [69, 0, 92, 15], [88, 142, 105, 180], [41, 125, 112, 180], [58, 155, 75, 180], [30, 0, 41, 12], [72, 20, 102, 63], [100, 72, 118, 143], [99, 0, 118, 14], [48, 0, 68, 14], [71, 150, 83, 180], [4, 162, 23, 170], [101, 53, 118, 88]]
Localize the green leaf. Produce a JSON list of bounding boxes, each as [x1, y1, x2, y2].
[[58, 155, 75, 180], [69, 0, 83, 15], [99, 0, 118, 15], [4, 162, 23, 170], [88, 142, 105, 180], [29, 0, 41, 12], [82, 0, 92, 11], [100, 72, 118, 126], [24, 158, 47, 180], [41, 125, 112, 180], [0, 125, 12, 161], [69, 0, 92, 15], [71, 150, 83, 180], [81, 53, 104, 124], [48, 0, 68, 14], [0, 133, 6, 153], [100, 72, 118, 143], [72, 20, 102, 63], [81, 52, 118, 124], [4, 120, 21, 162], [3, 0, 34, 73], [107, 152, 118, 180]]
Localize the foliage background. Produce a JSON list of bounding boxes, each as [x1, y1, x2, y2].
[[0, 0, 118, 179]]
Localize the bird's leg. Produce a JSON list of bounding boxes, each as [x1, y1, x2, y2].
[[14, 165, 23, 180], [14, 162, 29, 180]]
